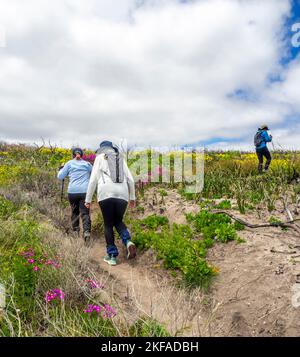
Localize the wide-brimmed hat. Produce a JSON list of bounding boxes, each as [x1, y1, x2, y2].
[[260, 124, 269, 130], [99, 141, 113, 149]]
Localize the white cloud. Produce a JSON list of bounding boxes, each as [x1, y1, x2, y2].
[[0, 0, 298, 150]]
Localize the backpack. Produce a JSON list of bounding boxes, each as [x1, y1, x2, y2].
[[100, 146, 124, 183], [254, 131, 264, 147]]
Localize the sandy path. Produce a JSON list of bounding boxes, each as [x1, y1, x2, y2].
[[205, 227, 300, 336], [88, 189, 300, 336]]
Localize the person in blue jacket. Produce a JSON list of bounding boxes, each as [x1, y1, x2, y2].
[[254, 124, 272, 174], [57, 148, 92, 242]]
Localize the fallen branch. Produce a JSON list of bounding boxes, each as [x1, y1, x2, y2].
[[270, 248, 297, 254], [211, 210, 300, 236], [283, 223, 300, 235]]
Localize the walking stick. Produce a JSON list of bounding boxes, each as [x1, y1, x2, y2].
[[61, 179, 65, 202]]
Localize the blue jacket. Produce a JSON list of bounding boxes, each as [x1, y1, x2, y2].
[[256, 130, 272, 150], [57, 159, 92, 194]]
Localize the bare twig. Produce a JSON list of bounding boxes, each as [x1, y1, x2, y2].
[[33, 137, 45, 151], [281, 196, 294, 222]]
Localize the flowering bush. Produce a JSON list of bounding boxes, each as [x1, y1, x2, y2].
[[82, 154, 96, 165], [19, 248, 61, 272], [0, 195, 124, 337]]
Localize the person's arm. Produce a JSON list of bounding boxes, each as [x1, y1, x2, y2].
[[263, 131, 272, 142], [124, 159, 136, 202], [85, 156, 100, 204], [57, 162, 70, 180], [87, 162, 93, 174]]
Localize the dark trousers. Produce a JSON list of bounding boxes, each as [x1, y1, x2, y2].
[[99, 198, 131, 257], [256, 147, 271, 173], [68, 193, 91, 233]]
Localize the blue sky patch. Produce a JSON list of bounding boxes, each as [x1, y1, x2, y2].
[[227, 88, 259, 103]]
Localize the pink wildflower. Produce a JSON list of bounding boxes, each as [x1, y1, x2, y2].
[[102, 304, 117, 319], [85, 279, 104, 289], [84, 304, 101, 314], [20, 248, 35, 258], [45, 260, 61, 269], [83, 304, 116, 319], [45, 289, 65, 303]]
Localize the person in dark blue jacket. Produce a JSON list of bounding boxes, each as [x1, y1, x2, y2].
[[57, 148, 92, 241], [254, 124, 272, 174]]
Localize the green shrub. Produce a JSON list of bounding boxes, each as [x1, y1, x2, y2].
[[233, 221, 245, 231], [215, 200, 232, 209], [131, 211, 241, 288], [183, 257, 214, 289], [140, 214, 169, 230], [0, 197, 17, 218], [131, 218, 216, 288], [187, 210, 238, 243], [269, 216, 282, 224]]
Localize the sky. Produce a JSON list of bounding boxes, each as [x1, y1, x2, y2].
[[0, 0, 300, 151]]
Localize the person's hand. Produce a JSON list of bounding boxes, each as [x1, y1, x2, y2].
[[85, 202, 91, 209], [129, 200, 136, 209]]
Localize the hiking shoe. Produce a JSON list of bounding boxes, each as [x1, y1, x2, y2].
[[103, 255, 117, 266], [126, 241, 137, 260], [83, 232, 91, 245], [73, 229, 80, 237]]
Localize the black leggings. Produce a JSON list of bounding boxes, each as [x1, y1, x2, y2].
[[256, 147, 272, 173], [68, 193, 91, 233], [99, 198, 129, 256]]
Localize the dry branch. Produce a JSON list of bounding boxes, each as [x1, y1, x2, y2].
[[211, 210, 300, 236]]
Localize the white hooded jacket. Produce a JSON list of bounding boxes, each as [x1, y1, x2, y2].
[[85, 153, 135, 203]]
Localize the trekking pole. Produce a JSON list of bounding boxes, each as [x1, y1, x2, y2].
[[58, 163, 65, 203], [271, 141, 275, 151], [61, 179, 65, 202]]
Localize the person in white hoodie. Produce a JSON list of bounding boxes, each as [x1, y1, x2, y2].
[[85, 141, 136, 266]]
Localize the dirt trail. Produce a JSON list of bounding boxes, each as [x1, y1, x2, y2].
[[89, 239, 204, 336], [90, 241, 159, 317], [88, 189, 300, 336]]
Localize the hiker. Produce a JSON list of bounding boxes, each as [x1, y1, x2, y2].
[[254, 124, 273, 174], [57, 148, 92, 242], [85, 141, 136, 266]]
